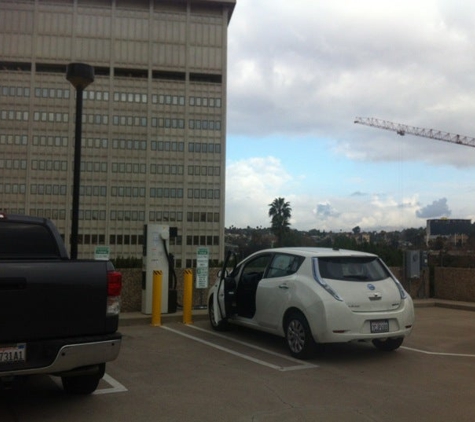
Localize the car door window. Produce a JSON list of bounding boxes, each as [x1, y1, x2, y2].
[[267, 254, 304, 278], [236, 254, 272, 318], [241, 254, 272, 283]]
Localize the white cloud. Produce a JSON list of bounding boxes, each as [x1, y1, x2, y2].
[[297, 194, 423, 232], [225, 156, 429, 231], [225, 157, 293, 228], [227, 0, 475, 167], [416, 198, 452, 219], [224, 1, 475, 231]]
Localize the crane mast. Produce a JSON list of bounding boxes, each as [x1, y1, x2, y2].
[[354, 117, 475, 149]]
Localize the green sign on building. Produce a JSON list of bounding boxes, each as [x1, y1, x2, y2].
[[94, 245, 110, 261]]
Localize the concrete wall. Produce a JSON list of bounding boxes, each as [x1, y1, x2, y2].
[[389, 267, 429, 300], [119, 266, 475, 313], [120, 268, 144, 312], [434, 267, 475, 302], [120, 267, 216, 313]]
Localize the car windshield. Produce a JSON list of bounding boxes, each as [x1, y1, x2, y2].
[[315, 257, 391, 282]]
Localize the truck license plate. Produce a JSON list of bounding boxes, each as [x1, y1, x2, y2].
[[370, 320, 389, 333], [0, 343, 26, 363]]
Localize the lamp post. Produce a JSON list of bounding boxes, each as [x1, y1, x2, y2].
[[66, 63, 94, 259]]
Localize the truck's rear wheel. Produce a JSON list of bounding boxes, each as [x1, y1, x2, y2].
[[61, 364, 105, 394]]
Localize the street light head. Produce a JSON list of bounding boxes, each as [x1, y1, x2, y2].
[[66, 63, 94, 90]]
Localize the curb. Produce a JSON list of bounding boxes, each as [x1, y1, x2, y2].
[[120, 309, 208, 327], [413, 299, 475, 312]]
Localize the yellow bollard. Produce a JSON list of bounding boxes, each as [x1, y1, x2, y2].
[[183, 269, 193, 324], [152, 270, 162, 326]]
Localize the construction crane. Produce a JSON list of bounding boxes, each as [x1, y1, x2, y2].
[[354, 117, 475, 149]]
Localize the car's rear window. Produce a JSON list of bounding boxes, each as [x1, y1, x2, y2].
[[316, 257, 391, 282], [0, 222, 59, 258]]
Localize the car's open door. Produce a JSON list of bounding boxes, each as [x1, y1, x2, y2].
[[213, 251, 238, 325]]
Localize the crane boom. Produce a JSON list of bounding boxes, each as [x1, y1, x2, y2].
[[354, 117, 475, 149]]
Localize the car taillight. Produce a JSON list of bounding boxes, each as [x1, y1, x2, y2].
[[107, 270, 122, 316], [393, 277, 407, 299]]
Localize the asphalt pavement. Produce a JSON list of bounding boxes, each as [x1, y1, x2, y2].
[[3, 301, 475, 421]]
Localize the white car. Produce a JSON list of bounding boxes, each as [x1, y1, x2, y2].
[[208, 247, 414, 359]]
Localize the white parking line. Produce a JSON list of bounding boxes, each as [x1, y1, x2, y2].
[[93, 374, 128, 395], [50, 373, 127, 395], [188, 325, 316, 368], [161, 325, 318, 372], [401, 346, 475, 358]]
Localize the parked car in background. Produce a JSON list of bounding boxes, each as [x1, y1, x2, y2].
[[208, 247, 414, 359]]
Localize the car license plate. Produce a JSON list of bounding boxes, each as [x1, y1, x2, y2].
[[370, 320, 389, 333], [0, 343, 26, 363]]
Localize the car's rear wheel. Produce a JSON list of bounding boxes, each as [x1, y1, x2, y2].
[[285, 312, 316, 359], [372, 337, 404, 351], [208, 295, 229, 331]]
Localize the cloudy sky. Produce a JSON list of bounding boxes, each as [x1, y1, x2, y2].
[[224, 0, 475, 232]]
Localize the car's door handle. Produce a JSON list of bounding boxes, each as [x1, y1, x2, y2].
[[279, 284, 289, 289]]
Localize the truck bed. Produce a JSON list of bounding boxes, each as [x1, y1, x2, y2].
[[0, 259, 118, 343]]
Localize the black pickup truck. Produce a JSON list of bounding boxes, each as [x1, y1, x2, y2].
[[0, 213, 122, 394]]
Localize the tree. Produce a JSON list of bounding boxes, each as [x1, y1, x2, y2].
[[401, 227, 426, 248], [268, 197, 292, 247]]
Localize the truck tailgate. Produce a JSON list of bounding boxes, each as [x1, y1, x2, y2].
[[0, 260, 110, 342]]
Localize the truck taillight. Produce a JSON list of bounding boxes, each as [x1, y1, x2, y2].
[[107, 271, 122, 296], [107, 270, 122, 316]]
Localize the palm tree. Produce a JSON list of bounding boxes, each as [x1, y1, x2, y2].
[[268, 197, 292, 247]]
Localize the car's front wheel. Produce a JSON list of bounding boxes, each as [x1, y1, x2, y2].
[[372, 337, 404, 352], [285, 312, 316, 360], [208, 295, 229, 331]]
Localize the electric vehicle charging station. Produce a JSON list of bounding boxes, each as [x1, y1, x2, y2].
[[142, 224, 170, 314]]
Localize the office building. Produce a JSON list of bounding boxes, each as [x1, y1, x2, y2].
[[426, 218, 471, 246], [0, 0, 235, 267]]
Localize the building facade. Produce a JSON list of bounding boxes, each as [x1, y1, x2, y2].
[[426, 218, 471, 246], [0, 0, 235, 267]]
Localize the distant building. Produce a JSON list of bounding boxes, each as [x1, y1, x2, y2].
[[355, 233, 371, 244], [0, 0, 236, 267], [426, 219, 471, 246]]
